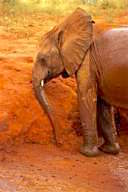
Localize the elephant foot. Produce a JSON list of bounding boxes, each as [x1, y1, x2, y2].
[[80, 145, 100, 157], [99, 142, 120, 155]]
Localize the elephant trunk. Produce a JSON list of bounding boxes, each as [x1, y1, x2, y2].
[[32, 76, 58, 144]]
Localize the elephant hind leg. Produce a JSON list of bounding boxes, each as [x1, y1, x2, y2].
[[97, 97, 120, 154]]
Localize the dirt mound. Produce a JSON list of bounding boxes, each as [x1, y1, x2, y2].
[[0, 28, 82, 148]]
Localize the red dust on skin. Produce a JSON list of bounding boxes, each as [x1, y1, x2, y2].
[[0, 14, 128, 191]]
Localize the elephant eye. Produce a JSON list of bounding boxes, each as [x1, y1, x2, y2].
[[40, 57, 46, 63], [47, 70, 51, 78], [40, 57, 47, 67]]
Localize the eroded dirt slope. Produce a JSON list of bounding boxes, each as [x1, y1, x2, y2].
[[0, 23, 80, 147]]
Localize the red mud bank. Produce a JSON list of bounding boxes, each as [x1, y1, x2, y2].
[[0, 27, 80, 148], [0, 16, 128, 148]]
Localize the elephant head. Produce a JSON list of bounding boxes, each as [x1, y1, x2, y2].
[[32, 8, 94, 143]]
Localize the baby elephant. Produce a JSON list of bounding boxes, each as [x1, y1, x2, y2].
[[32, 8, 128, 157]]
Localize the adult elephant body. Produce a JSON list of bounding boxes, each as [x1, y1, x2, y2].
[[32, 8, 128, 157], [95, 28, 128, 108]]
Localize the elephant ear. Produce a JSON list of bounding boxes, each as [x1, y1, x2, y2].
[[58, 8, 94, 76]]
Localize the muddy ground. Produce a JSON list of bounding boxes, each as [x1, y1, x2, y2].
[[0, 12, 128, 192]]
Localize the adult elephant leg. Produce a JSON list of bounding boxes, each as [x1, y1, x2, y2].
[[78, 85, 100, 157], [76, 51, 100, 157], [97, 98, 120, 154]]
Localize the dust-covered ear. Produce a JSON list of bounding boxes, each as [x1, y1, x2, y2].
[[57, 8, 93, 76]]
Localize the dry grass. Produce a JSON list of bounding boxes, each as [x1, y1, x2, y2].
[[0, 0, 128, 35], [1, 0, 128, 16]]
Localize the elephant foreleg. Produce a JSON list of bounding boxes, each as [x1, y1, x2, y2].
[[97, 98, 120, 154], [78, 84, 100, 157], [76, 51, 100, 157]]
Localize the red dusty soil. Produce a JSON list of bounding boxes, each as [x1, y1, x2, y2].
[[0, 14, 128, 191], [0, 143, 128, 192]]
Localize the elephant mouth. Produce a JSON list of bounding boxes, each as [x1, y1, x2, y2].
[[43, 78, 50, 84], [43, 70, 69, 85], [43, 72, 54, 84]]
